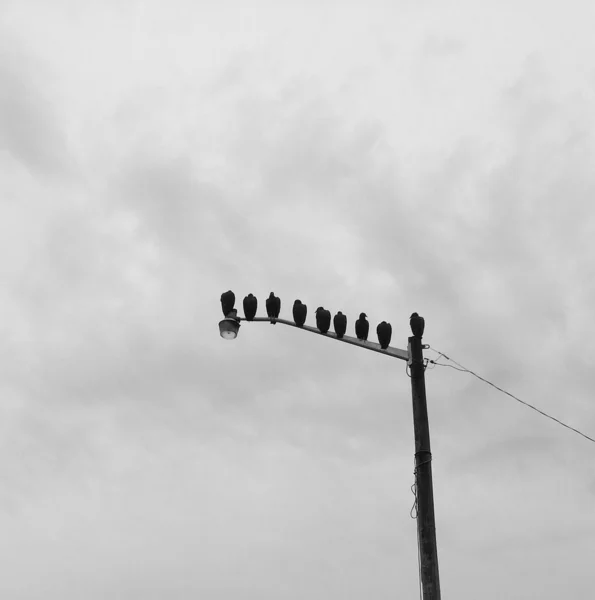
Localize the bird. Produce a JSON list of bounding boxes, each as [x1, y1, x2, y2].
[[355, 313, 369, 341], [266, 292, 281, 324], [315, 307, 331, 334], [333, 311, 347, 338], [377, 321, 392, 349], [220, 290, 235, 317], [243, 294, 257, 321], [293, 299, 307, 327], [410, 312, 425, 339]]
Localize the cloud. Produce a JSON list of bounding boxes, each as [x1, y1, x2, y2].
[[0, 37, 73, 176], [1, 3, 595, 599]]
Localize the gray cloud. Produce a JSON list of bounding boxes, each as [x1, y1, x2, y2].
[[1, 4, 595, 599], [0, 38, 73, 176]]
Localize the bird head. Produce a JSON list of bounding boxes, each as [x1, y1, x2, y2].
[[316, 306, 324, 313], [410, 312, 419, 319], [359, 312, 367, 319], [294, 299, 301, 306]]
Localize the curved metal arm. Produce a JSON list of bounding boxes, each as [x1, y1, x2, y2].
[[237, 317, 410, 362]]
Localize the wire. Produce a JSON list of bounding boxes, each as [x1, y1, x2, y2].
[[428, 347, 595, 445], [410, 461, 422, 600], [410, 481, 418, 519], [428, 360, 468, 372]]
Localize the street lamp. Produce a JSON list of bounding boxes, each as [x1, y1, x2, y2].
[[218, 310, 241, 340], [218, 293, 441, 600]]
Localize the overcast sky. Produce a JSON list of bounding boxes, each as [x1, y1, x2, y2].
[[2, 1, 595, 598]]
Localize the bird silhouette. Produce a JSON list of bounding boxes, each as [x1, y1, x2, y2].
[[266, 292, 281, 324], [243, 294, 257, 321], [410, 312, 425, 339], [355, 313, 369, 341], [293, 299, 307, 327], [333, 311, 347, 338], [377, 321, 392, 349], [315, 307, 331, 334], [220, 290, 235, 317]]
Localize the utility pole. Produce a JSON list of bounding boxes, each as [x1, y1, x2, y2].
[[219, 295, 442, 597], [409, 335, 441, 600]]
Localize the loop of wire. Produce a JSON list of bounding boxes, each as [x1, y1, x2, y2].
[[410, 458, 423, 600], [410, 480, 418, 519]]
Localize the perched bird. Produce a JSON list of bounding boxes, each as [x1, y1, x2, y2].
[[220, 290, 235, 317], [315, 307, 331, 334], [377, 321, 392, 349], [355, 313, 369, 341], [293, 299, 307, 327], [333, 311, 347, 339], [266, 292, 281, 324], [243, 294, 257, 321], [410, 312, 425, 339]]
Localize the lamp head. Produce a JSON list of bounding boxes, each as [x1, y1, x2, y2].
[[219, 310, 240, 340]]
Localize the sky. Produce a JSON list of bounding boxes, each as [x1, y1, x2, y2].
[[1, 0, 595, 598]]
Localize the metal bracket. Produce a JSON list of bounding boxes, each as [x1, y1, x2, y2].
[[237, 317, 410, 361]]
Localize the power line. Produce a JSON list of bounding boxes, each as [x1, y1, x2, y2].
[[428, 347, 595, 445]]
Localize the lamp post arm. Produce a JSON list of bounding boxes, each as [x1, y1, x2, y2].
[[236, 316, 410, 362]]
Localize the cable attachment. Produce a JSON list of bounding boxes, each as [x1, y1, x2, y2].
[[411, 452, 432, 519], [414, 450, 433, 474]]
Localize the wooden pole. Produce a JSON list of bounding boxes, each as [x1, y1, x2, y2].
[[409, 335, 441, 599]]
